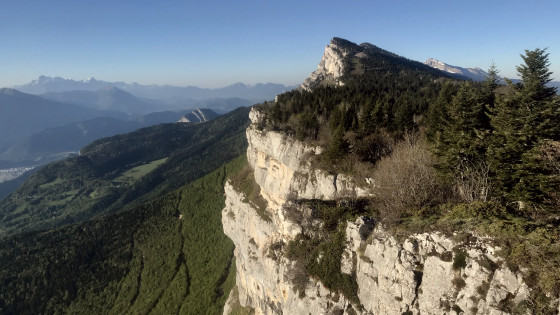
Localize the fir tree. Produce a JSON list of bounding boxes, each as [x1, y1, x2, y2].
[[516, 48, 557, 102], [426, 81, 458, 142], [323, 125, 349, 163], [479, 63, 500, 129], [435, 83, 490, 201], [489, 48, 560, 208]]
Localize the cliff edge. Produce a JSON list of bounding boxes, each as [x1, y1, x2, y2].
[[221, 107, 545, 314]]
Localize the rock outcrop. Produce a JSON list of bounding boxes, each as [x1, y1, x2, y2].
[[222, 106, 542, 314], [301, 38, 351, 91], [246, 112, 370, 207]]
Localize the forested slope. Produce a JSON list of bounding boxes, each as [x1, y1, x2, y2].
[[0, 155, 249, 314]]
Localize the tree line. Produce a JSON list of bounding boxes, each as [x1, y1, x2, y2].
[[428, 49, 559, 217]]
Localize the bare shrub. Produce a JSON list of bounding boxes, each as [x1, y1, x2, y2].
[[537, 140, 560, 206], [540, 141, 560, 174], [454, 160, 492, 203], [371, 134, 443, 224]]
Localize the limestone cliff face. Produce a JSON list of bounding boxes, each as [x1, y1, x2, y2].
[[222, 182, 353, 314], [301, 38, 350, 91], [223, 107, 542, 314], [246, 111, 370, 208], [346, 221, 532, 314]]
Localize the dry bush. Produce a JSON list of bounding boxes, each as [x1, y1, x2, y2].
[[454, 160, 492, 203], [336, 154, 373, 182], [371, 134, 444, 224], [538, 140, 560, 206]]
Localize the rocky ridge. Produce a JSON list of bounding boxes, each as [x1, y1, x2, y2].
[[424, 58, 489, 81], [301, 38, 353, 91], [221, 106, 545, 314], [300, 37, 455, 92]]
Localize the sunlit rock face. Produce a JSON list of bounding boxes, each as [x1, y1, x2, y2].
[[301, 38, 350, 91], [223, 106, 537, 315]]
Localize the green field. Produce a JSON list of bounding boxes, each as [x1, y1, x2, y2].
[[113, 158, 168, 184]]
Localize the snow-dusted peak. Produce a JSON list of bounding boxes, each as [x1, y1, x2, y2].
[[424, 58, 489, 81]]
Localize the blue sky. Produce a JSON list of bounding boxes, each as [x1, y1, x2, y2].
[[1, 0, 559, 88]]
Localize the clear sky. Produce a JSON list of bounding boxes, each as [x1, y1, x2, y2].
[[1, 0, 559, 88]]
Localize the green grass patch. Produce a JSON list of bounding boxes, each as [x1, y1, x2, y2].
[[113, 158, 168, 184], [38, 177, 64, 190]]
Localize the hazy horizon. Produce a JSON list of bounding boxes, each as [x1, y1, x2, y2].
[[3, 75, 299, 90], [1, 0, 559, 88]]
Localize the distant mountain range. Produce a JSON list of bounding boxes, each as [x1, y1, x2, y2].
[[41, 86, 255, 114], [0, 82, 259, 165], [12, 75, 297, 102], [424, 58, 488, 81], [0, 84, 248, 176], [0, 88, 127, 152], [41, 87, 160, 115], [424, 58, 560, 90], [0, 108, 219, 163]]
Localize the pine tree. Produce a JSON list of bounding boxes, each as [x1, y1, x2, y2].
[[435, 82, 490, 201], [426, 81, 458, 142], [480, 63, 500, 129], [489, 48, 560, 208], [516, 48, 557, 102]]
